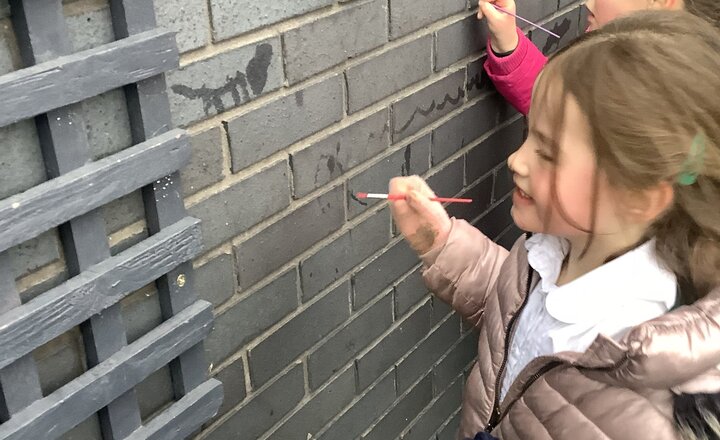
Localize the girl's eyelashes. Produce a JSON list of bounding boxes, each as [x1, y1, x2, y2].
[[535, 148, 556, 162]]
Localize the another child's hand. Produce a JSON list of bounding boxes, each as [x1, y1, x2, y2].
[[389, 176, 452, 256], [478, 0, 519, 54]]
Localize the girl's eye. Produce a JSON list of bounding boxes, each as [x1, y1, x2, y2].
[[535, 149, 555, 162]]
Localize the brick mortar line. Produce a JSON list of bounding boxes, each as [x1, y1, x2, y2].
[[399, 373, 464, 438], [433, 405, 463, 439]]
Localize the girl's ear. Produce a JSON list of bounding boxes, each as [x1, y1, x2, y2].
[[624, 182, 675, 223]]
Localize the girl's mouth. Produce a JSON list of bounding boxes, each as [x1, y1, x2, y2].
[[513, 187, 534, 205]]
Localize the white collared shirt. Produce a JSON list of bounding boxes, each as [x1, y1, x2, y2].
[[500, 234, 677, 400]]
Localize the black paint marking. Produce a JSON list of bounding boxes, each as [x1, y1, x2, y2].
[[395, 87, 465, 135], [171, 43, 274, 116], [349, 191, 368, 206], [542, 18, 572, 54], [467, 70, 490, 93], [401, 145, 412, 176]]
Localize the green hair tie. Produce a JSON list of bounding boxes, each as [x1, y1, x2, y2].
[[678, 134, 706, 186]]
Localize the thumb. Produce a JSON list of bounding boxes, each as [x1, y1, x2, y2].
[[479, 1, 505, 21]]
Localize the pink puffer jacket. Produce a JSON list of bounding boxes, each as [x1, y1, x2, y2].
[[421, 219, 720, 439]]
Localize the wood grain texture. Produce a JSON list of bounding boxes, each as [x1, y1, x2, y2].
[[0, 216, 203, 370], [0, 129, 190, 254], [0, 300, 214, 440], [0, 28, 178, 128], [124, 379, 223, 440]]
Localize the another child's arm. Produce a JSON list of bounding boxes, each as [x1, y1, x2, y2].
[[389, 177, 509, 324], [478, 0, 548, 115]]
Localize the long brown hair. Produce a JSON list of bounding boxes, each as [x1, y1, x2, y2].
[[684, 0, 720, 27], [532, 10, 720, 300]]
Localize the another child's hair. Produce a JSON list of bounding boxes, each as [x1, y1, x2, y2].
[[685, 0, 720, 27], [532, 10, 720, 300]]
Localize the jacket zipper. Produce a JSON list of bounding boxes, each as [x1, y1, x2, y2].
[[484, 263, 535, 432]]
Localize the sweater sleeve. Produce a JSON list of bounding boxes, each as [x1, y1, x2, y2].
[[484, 27, 548, 116], [420, 218, 509, 323]]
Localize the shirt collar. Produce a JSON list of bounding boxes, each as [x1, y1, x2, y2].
[[525, 234, 677, 325]]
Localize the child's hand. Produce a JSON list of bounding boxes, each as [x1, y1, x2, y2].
[[389, 176, 452, 256], [478, 0, 519, 54]]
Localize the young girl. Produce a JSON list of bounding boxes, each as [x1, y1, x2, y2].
[[478, 0, 719, 115], [390, 11, 720, 440]]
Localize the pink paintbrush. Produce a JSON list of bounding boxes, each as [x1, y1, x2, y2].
[[487, 3, 561, 39], [356, 192, 473, 204]]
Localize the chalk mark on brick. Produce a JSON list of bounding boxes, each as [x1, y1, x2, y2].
[[171, 43, 274, 116], [395, 87, 465, 135], [542, 18, 572, 54]]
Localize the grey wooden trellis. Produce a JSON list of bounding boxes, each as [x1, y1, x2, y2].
[[0, 0, 223, 438]]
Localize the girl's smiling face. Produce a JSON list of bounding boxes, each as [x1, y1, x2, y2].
[[507, 91, 625, 239]]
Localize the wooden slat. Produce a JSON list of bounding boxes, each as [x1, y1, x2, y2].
[[11, 0, 146, 435], [124, 379, 223, 440], [0, 28, 179, 128], [110, 0, 210, 399], [0, 253, 42, 421], [0, 129, 190, 254], [0, 216, 203, 370], [0, 300, 215, 440]]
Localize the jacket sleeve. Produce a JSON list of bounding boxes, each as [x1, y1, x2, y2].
[[420, 218, 509, 323], [484, 27, 548, 116]]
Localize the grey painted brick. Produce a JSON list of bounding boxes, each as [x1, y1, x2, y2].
[[465, 118, 525, 184], [389, 0, 466, 39], [283, 0, 388, 84], [426, 156, 464, 202], [352, 239, 418, 309], [204, 364, 304, 440], [205, 268, 297, 364], [355, 301, 432, 390], [392, 69, 465, 142], [248, 281, 351, 387], [292, 110, 389, 198], [83, 90, 134, 161], [189, 160, 290, 251], [0, 120, 46, 200], [121, 287, 162, 344], [396, 317, 458, 393], [65, 6, 114, 52], [35, 332, 85, 396], [155, 0, 210, 52], [317, 371, 395, 440], [515, 0, 558, 24], [62, 417, 102, 440], [227, 74, 343, 173], [9, 231, 61, 278], [431, 296, 455, 324], [103, 190, 145, 234], [0, 26, 17, 75], [347, 135, 431, 219], [401, 378, 463, 440], [210, 0, 334, 42], [437, 410, 461, 440], [136, 366, 175, 419], [497, 225, 524, 251], [435, 15, 486, 70], [445, 174, 493, 222], [271, 367, 355, 438], [560, 0, 577, 7], [531, 7, 581, 56], [394, 268, 427, 319], [167, 37, 283, 126], [477, 197, 513, 240], [212, 357, 246, 420], [494, 163, 514, 201], [432, 96, 498, 165], [181, 126, 224, 197], [433, 333, 476, 398], [235, 185, 345, 289], [466, 56, 493, 100], [579, 5, 589, 33], [194, 253, 236, 307], [308, 294, 393, 389], [346, 36, 432, 114], [300, 207, 390, 301], [362, 375, 433, 440]]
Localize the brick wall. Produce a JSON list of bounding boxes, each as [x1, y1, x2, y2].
[[0, 0, 585, 438]]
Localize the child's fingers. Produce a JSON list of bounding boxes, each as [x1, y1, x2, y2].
[[478, 1, 506, 22]]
